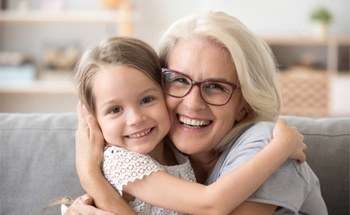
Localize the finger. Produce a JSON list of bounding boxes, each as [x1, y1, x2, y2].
[[82, 107, 104, 144], [276, 118, 287, 127], [76, 204, 115, 215], [76, 103, 89, 139], [82, 105, 99, 132], [76, 104, 90, 138], [299, 153, 306, 163], [81, 193, 94, 205], [68, 195, 115, 215]]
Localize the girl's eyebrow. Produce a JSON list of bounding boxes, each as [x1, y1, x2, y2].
[[100, 87, 162, 109]]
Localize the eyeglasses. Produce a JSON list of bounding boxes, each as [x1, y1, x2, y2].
[[161, 68, 240, 106]]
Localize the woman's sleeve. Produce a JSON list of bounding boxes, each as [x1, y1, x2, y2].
[[103, 147, 163, 195], [209, 122, 320, 214]]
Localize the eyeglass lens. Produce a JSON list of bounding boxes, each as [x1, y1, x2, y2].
[[162, 70, 236, 105]]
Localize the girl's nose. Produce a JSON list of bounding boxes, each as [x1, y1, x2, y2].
[[126, 108, 146, 126]]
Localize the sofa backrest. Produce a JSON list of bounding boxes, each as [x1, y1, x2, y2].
[[0, 113, 82, 215], [0, 113, 349, 214], [284, 116, 349, 215]]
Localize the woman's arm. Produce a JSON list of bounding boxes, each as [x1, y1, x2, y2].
[[77, 102, 305, 214], [75, 104, 135, 215], [228, 201, 277, 215]]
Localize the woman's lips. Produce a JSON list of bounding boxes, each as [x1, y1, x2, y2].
[[178, 115, 212, 128]]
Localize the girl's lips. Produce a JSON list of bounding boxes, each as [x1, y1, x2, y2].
[[127, 128, 153, 139], [178, 114, 212, 128]]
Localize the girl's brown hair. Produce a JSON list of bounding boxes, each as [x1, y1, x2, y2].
[[75, 36, 162, 114]]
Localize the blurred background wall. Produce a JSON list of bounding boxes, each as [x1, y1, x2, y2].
[[1, 0, 349, 116]]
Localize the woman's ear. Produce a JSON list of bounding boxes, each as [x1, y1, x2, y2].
[[235, 100, 248, 123]]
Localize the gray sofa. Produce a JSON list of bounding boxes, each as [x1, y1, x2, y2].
[[0, 113, 349, 215]]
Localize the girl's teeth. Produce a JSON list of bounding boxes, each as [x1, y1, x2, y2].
[[129, 129, 151, 138]]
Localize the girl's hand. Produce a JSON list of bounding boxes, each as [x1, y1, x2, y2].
[[75, 103, 105, 185], [65, 194, 114, 215], [273, 118, 307, 163]]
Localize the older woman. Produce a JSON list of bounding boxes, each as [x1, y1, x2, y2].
[[67, 11, 326, 214]]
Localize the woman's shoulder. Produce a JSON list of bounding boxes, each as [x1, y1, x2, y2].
[[246, 121, 275, 133], [234, 121, 275, 146]]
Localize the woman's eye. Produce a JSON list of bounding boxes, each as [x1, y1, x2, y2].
[[174, 77, 190, 84], [203, 82, 232, 94], [207, 82, 224, 90], [141, 96, 155, 104], [108, 106, 122, 114]]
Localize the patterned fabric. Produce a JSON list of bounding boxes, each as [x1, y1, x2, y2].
[[103, 146, 196, 215]]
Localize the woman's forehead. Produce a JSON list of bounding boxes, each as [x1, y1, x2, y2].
[[167, 38, 237, 81]]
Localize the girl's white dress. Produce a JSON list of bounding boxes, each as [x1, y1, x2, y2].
[[103, 146, 196, 215]]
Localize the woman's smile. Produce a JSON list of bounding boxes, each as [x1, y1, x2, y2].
[[178, 114, 212, 128]]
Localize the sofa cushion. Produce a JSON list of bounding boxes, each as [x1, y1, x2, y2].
[[284, 116, 350, 215], [0, 113, 82, 215]]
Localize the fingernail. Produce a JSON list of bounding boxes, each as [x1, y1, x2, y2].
[[82, 194, 91, 201]]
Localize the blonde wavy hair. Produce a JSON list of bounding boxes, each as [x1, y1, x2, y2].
[[159, 11, 281, 151]]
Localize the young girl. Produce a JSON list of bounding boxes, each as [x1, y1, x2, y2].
[[74, 36, 305, 214]]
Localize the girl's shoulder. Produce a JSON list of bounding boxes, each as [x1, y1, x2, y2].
[[103, 146, 163, 194], [104, 146, 160, 169]]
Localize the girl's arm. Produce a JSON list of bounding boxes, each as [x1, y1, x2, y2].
[[121, 119, 305, 215], [77, 105, 305, 214]]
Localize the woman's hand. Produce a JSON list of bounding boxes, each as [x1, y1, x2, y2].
[[75, 103, 105, 187], [273, 118, 307, 163], [65, 194, 114, 215]]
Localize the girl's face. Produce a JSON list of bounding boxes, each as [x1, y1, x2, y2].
[[93, 65, 170, 154], [166, 37, 246, 157]]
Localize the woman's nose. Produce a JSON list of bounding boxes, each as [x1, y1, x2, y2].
[[182, 85, 207, 110]]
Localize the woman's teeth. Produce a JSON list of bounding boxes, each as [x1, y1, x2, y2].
[[179, 116, 210, 127], [128, 128, 151, 138]]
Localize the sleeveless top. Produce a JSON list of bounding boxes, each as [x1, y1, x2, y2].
[[103, 146, 196, 215]]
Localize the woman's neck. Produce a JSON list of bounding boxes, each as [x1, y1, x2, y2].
[[148, 140, 177, 166], [189, 151, 221, 184]]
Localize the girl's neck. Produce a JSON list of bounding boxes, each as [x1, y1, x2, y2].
[[189, 151, 221, 184]]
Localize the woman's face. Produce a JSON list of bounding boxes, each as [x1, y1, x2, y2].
[[166, 37, 246, 157]]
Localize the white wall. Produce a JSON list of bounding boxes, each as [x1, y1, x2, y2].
[[131, 0, 349, 48], [4, 0, 350, 49], [1, 0, 349, 114]]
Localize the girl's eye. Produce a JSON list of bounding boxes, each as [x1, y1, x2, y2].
[[141, 96, 155, 104], [108, 106, 123, 114]]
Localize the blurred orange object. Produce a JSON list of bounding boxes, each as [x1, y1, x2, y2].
[[100, 0, 123, 9]]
